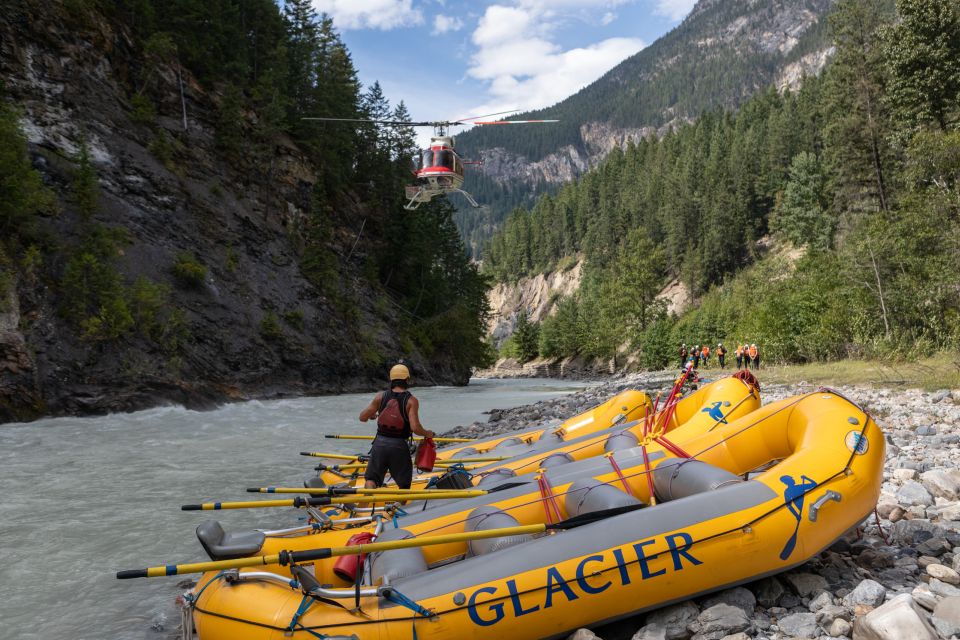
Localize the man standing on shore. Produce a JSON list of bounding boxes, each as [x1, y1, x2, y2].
[[717, 343, 727, 369], [358, 364, 435, 489]]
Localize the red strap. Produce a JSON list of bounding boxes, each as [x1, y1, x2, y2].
[[537, 474, 562, 524], [607, 454, 634, 497], [641, 445, 656, 504], [655, 435, 692, 459]]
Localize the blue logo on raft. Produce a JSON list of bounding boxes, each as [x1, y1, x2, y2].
[[465, 532, 702, 626], [779, 475, 818, 560], [702, 402, 727, 424]]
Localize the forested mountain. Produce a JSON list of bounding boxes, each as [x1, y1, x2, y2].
[[0, 0, 490, 422], [490, 0, 960, 369], [455, 0, 839, 255]]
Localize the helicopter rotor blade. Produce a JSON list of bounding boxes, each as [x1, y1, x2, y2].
[[453, 109, 520, 124], [471, 119, 560, 125]]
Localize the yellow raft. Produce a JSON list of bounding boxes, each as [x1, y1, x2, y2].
[[312, 374, 758, 492], [185, 389, 882, 640]]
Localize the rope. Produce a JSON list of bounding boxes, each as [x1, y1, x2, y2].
[[606, 453, 633, 497], [383, 588, 432, 640]]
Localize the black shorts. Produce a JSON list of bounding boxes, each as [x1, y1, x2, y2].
[[364, 436, 413, 489]]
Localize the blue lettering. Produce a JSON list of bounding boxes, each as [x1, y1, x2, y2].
[[665, 532, 702, 570], [544, 566, 579, 608], [612, 548, 631, 585], [633, 539, 666, 579], [506, 579, 540, 617], [575, 555, 611, 594], [467, 586, 504, 626]]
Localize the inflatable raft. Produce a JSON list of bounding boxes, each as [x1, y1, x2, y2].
[[311, 374, 759, 491], [181, 389, 882, 640]]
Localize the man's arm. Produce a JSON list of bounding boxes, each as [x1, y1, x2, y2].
[[406, 397, 435, 438], [359, 392, 382, 422]]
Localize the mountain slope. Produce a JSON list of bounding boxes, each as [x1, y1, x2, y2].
[[0, 1, 488, 422], [455, 0, 836, 254]]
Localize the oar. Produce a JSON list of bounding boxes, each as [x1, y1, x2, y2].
[[247, 486, 488, 497], [181, 492, 478, 511], [117, 503, 644, 579], [313, 460, 498, 472], [323, 434, 475, 443], [299, 452, 369, 461]]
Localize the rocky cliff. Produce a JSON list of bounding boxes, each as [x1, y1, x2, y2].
[[0, 3, 467, 423]]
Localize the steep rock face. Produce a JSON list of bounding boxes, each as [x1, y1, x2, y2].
[[0, 4, 461, 423], [487, 260, 584, 346]]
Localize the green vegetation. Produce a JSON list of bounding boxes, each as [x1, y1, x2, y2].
[[171, 252, 206, 289], [757, 355, 960, 392], [259, 312, 283, 341], [282, 309, 304, 330], [489, 0, 960, 369]]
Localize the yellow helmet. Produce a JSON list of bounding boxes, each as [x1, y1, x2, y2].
[[389, 364, 411, 381]]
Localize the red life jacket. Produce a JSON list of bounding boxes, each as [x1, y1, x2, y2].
[[376, 389, 412, 439]]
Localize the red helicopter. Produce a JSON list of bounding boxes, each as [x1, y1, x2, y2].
[[303, 111, 557, 210]]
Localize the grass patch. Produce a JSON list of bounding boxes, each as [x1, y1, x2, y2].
[[756, 354, 960, 391]]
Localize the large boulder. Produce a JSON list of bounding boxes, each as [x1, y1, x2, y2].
[[631, 623, 666, 640], [750, 576, 785, 607], [689, 604, 751, 640], [699, 587, 756, 616], [777, 612, 818, 637], [920, 469, 960, 500], [843, 579, 887, 608], [852, 594, 937, 640], [896, 481, 934, 507], [783, 572, 829, 597], [644, 601, 699, 640], [932, 597, 960, 639]]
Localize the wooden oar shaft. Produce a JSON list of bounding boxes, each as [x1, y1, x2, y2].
[[322, 435, 475, 443], [118, 523, 548, 579]]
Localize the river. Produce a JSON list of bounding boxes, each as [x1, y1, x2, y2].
[[0, 378, 591, 640]]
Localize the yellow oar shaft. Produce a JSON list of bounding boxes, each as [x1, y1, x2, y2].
[[299, 452, 364, 460], [434, 457, 508, 464], [120, 523, 548, 579], [249, 487, 487, 497], [323, 435, 474, 443], [183, 492, 479, 510]]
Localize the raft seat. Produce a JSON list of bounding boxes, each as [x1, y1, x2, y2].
[[604, 431, 639, 453], [540, 451, 575, 468], [196, 520, 266, 561], [475, 468, 518, 488], [304, 476, 326, 489], [652, 458, 743, 502], [493, 437, 525, 449], [564, 478, 643, 517], [451, 447, 480, 459], [370, 529, 429, 585], [465, 506, 534, 557]]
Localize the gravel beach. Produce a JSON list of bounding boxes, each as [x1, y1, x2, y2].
[[448, 371, 960, 640]]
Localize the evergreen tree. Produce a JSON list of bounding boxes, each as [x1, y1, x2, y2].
[[773, 151, 833, 250], [512, 311, 540, 363]]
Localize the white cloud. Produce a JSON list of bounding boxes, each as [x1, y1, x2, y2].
[[464, 3, 644, 118], [601, 11, 617, 25], [432, 13, 464, 34], [652, 0, 696, 22], [312, 0, 423, 30]]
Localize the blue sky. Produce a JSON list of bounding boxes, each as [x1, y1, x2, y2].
[[312, 0, 696, 145]]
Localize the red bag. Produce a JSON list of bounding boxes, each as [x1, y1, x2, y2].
[[332, 532, 376, 582], [415, 437, 436, 472]]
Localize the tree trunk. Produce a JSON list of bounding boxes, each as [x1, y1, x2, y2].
[[867, 243, 891, 339]]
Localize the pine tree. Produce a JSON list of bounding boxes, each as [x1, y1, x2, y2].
[[772, 152, 833, 250]]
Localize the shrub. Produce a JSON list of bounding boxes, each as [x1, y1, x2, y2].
[[259, 312, 283, 341], [172, 252, 207, 289], [282, 309, 304, 330]]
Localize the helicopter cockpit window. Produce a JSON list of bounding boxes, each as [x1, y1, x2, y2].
[[421, 149, 434, 169], [433, 150, 454, 170]]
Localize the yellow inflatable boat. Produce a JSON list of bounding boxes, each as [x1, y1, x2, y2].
[[310, 374, 758, 492], [176, 389, 882, 640]]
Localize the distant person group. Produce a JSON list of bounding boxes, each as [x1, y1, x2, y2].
[[679, 343, 760, 370]]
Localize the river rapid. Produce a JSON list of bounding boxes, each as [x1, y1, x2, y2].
[[0, 378, 590, 640]]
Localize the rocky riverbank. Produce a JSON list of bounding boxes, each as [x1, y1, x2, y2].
[[445, 370, 960, 640]]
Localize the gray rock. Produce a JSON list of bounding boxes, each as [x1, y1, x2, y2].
[[917, 537, 952, 557], [930, 578, 960, 598], [842, 579, 887, 608], [921, 469, 960, 500], [816, 604, 852, 627], [933, 596, 960, 630], [911, 584, 938, 611], [932, 614, 960, 639], [718, 634, 750, 640], [852, 594, 937, 640], [784, 572, 830, 597], [915, 425, 937, 436], [645, 601, 699, 640], [777, 612, 818, 637], [690, 604, 751, 640], [700, 587, 756, 616], [809, 591, 834, 612], [896, 480, 935, 507], [631, 623, 666, 640], [568, 629, 603, 640], [752, 576, 786, 608]]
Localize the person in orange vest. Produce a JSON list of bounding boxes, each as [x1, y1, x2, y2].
[[735, 344, 744, 369], [701, 344, 710, 368], [358, 363, 435, 489], [716, 343, 727, 369], [748, 343, 759, 369]]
